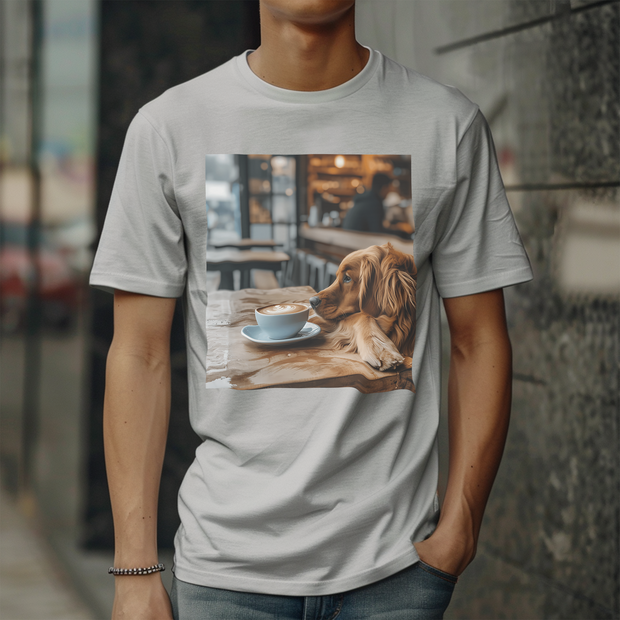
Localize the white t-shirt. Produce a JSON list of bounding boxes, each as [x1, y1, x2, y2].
[[89, 45, 533, 596]]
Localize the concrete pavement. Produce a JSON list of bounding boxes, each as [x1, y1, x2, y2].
[[0, 486, 95, 620]]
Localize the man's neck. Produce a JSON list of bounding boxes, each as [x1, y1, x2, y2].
[[247, 5, 369, 92]]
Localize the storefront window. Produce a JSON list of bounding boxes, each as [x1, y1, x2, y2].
[[205, 154, 240, 244]]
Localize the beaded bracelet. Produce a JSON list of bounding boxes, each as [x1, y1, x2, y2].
[[108, 563, 165, 576]]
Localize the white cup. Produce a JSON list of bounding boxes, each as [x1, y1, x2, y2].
[[255, 304, 309, 340]]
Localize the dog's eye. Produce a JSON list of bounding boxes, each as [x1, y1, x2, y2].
[[343, 274, 352, 283]]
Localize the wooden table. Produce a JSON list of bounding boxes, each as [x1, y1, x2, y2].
[[207, 249, 290, 290], [205, 287, 414, 393], [210, 239, 282, 250]]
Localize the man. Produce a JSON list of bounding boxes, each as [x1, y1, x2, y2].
[[342, 172, 392, 233], [90, 1, 533, 619]]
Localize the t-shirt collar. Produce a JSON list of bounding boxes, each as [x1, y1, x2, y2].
[[234, 44, 379, 104]]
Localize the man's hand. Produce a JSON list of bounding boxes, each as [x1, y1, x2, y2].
[[112, 574, 173, 620], [413, 525, 476, 577], [415, 288, 513, 578]]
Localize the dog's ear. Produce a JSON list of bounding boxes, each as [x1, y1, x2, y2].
[[358, 247, 383, 315], [387, 243, 416, 276], [374, 248, 416, 317], [363, 245, 416, 356], [402, 252, 417, 278]]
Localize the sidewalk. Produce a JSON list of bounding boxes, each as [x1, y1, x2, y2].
[[0, 486, 95, 620]]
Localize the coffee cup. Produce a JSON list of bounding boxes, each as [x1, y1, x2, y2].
[[255, 303, 310, 340]]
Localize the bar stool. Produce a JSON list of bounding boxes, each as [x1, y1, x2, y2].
[[283, 253, 296, 287], [307, 254, 327, 293], [323, 262, 339, 289], [287, 250, 310, 287]]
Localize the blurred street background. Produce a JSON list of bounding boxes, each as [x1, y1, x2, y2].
[[0, 1, 618, 618]]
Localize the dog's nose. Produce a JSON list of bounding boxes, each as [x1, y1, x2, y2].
[[309, 296, 321, 309]]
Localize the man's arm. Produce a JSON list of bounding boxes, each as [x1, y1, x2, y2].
[[105, 290, 177, 620], [414, 288, 512, 576]]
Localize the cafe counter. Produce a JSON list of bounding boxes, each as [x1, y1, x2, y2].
[[298, 224, 413, 262]]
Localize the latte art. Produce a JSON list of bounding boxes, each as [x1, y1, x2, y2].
[[257, 303, 308, 316]]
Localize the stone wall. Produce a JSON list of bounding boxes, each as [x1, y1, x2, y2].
[[356, 1, 619, 617]]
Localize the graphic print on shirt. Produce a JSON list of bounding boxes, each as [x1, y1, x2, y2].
[[205, 154, 416, 393]]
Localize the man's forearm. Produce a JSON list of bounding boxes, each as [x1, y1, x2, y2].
[[410, 290, 513, 576], [437, 329, 513, 558], [104, 341, 171, 566]]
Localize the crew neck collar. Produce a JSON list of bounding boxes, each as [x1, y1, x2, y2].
[[234, 45, 379, 104]]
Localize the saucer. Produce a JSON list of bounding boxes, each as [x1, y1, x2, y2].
[[241, 322, 321, 346]]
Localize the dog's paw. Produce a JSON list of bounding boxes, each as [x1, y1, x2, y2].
[[376, 348, 405, 371], [360, 339, 405, 371]]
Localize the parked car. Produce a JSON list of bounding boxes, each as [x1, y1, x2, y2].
[[0, 221, 80, 333]]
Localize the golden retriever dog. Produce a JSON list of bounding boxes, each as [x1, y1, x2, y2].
[[308, 243, 416, 371]]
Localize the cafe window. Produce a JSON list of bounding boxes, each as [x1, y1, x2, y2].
[[247, 154, 297, 252], [205, 153, 414, 255], [206, 155, 298, 253], [205, 154, 240, 245]]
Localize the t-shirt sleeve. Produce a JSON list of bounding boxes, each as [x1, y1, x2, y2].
[[89, 110, 187, 297], [431, 109, 533, 298]]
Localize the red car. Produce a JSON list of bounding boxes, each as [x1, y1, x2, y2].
[[1, 222, 80, 333]]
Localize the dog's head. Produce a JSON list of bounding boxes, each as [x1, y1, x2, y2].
[[310, 243, 416, 320]]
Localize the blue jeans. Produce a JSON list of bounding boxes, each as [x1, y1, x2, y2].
[[170, 560, 457, 619]]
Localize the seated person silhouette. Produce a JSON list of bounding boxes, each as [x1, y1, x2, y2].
[[342, 172, 393, 234]]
